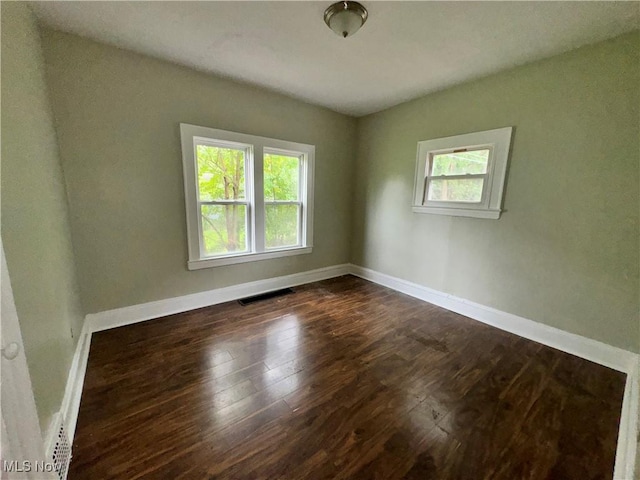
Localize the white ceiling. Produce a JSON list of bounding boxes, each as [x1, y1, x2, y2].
[[30, 1, 639, 117]]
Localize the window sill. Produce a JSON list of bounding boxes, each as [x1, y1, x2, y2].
[[188, 246, 312, 270], [412, 205, 502, 219]]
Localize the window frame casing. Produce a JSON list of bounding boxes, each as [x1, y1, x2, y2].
[[180, 123, 314, 270], [412, 127, 513, 219]]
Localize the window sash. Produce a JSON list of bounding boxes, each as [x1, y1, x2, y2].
[[424, 178, 488, 206], [263, 151, 304, 250], [195, 142, 252, 259], [199, 203, 250, 258], [264, 202, 302, 250], [263, 150, 303, 203], [426, 179, 485, 205], [422, 146, 493, 207], [428, 147, 491, 176], [194, 142, 250, 203]]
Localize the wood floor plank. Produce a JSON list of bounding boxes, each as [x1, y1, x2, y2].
[[69, 275, 626, 479]]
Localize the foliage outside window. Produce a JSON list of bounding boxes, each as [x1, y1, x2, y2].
[[197, 144, 248, 256], [413, 127, 513, 219], [181, 124, 314, 269], [264, 152, 302, 249]]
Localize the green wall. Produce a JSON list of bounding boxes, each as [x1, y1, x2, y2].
[[1, 3, 84, 432], [352, 32, 639, 352], [36, 26, 640, 353], [41, 30, 357, 314]]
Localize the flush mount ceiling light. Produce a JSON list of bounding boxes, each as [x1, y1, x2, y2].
[[324, 1, 368, 38]]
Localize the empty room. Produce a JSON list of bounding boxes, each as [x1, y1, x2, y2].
[[1, 1, 639, 479]]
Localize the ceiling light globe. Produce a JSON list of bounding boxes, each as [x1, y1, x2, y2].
[[324, 1, 368, 39]]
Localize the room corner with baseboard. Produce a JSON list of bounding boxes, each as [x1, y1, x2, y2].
[[1, 2, 638, 479]]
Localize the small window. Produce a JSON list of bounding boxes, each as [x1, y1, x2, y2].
[[413, 127, 513, 219], [181, 124, 314, 269]]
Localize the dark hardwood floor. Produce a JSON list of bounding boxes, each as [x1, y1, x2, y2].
[[69, 275, 626, 479]]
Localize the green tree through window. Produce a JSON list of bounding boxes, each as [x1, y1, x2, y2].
[[181, 124, 315, 267], [196, 145, 247, 255], [264, 153, 300, 248]]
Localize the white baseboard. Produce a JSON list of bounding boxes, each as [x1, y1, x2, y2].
[[614, 357, 639, 480], [61, 325, 92, 443], [59, 262, 638, 478], [348, 264, 636, 373], [59, 263, 350, 448], [348, 263, 639, 479], [85, 263, 350, 333], [46, 322, 93, 462]]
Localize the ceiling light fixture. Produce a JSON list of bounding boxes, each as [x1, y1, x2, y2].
[[324, 1, 368, 39]]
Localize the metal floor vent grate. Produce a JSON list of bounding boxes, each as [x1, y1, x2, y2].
[[238, 288, 294, 306], [51, 416, 71, 480]]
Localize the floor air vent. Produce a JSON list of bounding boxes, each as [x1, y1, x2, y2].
[[49, 414, 71, 480], [238, 288, 294, 306]]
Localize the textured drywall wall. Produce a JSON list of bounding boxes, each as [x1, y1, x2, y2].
[[352, 32, 639, 352], [42, 30, 357, 314], [1, 2, 84, 432]]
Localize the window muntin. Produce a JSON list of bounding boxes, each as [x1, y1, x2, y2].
[[181, 124, 314, 269], [412, 127, 513, 219]]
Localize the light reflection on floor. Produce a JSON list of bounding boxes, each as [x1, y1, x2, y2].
[[207, 314, 302, 424], [263, 315, 301, 400]]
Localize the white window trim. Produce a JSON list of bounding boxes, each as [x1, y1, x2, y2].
[[412, 127, 513, 219], [180, 123, 314, 270]]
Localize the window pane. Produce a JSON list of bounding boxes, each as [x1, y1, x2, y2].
[[431, 149, 489, 176], [196, 145, 245, 201], [428, 178, 484, 203], [264, 153, 299, 201], [265, 204, 299, 249], [201, 204, 247, 256]]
